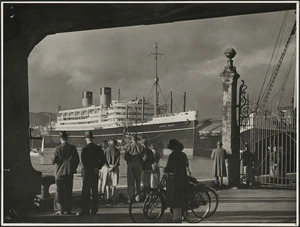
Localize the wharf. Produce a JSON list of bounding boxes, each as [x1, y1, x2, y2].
[[4, 186, 297, 225]]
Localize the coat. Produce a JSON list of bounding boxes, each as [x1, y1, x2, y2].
[[142, 147, 154, 171], [52, 142, 80, 178], [211, 148, 227, 177], [81, 142, 106, 179], [164, 149, 188, 208]]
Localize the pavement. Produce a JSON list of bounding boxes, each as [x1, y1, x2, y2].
[[3, 186, 297, 225]]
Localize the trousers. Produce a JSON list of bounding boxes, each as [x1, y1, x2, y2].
[[127, 158, 142, 200], [54, 175, 73, 212], [81, 173, 99, 214]]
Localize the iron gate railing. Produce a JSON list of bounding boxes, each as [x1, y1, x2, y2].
[[238, 80, 296, 188], [240, 115, 296, 188]]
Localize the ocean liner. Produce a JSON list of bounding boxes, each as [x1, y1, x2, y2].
[[49, 43, 198, 155]]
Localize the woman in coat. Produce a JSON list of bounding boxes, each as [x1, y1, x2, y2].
[[211, 141, 227, 187], [164, 139, 188, 223]]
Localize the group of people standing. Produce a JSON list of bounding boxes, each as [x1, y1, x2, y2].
[[52, 131, 161, 216], [123, 135, 161, 202]]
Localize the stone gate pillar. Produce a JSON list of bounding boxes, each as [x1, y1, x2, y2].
[[220, 48, 240, 187]]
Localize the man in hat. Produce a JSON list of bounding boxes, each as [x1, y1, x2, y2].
[[53, 131, 80, 215], [211, 141, 228, 187], [125, 135, 144, 202], [78, 131, 107, 215], [140, 139, 154, 190], [150, 143, 161, 188]]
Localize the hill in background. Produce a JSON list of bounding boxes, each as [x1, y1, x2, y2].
[[29, 112, 57, 126]]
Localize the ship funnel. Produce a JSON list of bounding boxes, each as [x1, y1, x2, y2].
[[82, 91, 93, 107], [100, 87, 112, 108]]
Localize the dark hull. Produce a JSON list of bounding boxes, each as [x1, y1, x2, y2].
[[45, 120, 197, 154]]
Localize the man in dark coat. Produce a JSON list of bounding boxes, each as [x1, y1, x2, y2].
[[211, 141, 227, 187], [53, 131, 80, 215], [165, 139, 188, 223], [77, 131, 107, 215], [125, 135, 144, 202], [141, 139, 154, 190]]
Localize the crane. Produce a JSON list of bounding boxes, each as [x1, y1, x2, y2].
[[258, 21, 296, 111]]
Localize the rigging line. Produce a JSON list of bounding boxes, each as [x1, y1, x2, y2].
[[269, 13, 289, 80], [268, 47, 296, 106], [146, 82, 155, 103], [256, 12, 289, 105], [267, 40, 296, 104], [157, 84, 168, 106], [259, 13, 289, 104], [251, 11, 282, 96], [174, 95, 183, 113], [278, 47, 296, 105], [258, 12, 289, 105]]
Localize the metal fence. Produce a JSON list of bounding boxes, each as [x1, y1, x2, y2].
[[240, 115, 297, 188]]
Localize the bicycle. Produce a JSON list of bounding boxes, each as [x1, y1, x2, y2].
[[186, 176, 219, 218], [129, 169, 211, 223]]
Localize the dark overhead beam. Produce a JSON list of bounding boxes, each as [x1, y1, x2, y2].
[[4, 3, 296, 38]]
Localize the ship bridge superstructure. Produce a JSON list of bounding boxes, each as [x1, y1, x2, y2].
[[55, 89, 157, 131]]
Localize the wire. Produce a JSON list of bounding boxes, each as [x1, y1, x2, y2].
[[174, 95, 183, 113], [157, 84, 168, 106], [252, 11, 282, 96], [257, 12, 289, 105], [267, 46, 296, 106]]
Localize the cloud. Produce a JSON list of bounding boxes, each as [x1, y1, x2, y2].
[[28, 9, 296, 119]]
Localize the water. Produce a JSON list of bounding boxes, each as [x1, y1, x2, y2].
[[31, 148, 213, 193]]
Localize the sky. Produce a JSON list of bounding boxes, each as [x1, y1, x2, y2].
[[28, 8, 297, 119]]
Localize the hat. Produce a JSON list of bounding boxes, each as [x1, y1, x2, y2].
[[131, 135, 138, 141], [167, 139, 184, 151], [84, 131, 94, 139], [140, 139, 148, 146], [108, 139, 116, 146], [59, 131, 68, 139], [217, 141, 223, 146], [150, 143, 158, 149]]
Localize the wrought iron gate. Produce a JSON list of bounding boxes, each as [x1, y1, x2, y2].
[[239, 80, 297, 188]]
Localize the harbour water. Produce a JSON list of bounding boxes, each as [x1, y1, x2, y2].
[[31, 148, 214, 193]]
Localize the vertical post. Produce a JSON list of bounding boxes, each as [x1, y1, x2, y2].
[[220, 48, 240, 187], [170, 91, 173, 114], [183, 92, 186, 112], [117, 89, 120, 102], [157, 91, 160, 115], [142, 97, 145, 121], [150, 42, 162, 117]]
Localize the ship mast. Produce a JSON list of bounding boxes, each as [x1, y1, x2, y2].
[[151, 42, 163, 117]]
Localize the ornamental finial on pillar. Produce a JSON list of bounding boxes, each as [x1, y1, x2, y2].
[[224, 48, 237, 72]]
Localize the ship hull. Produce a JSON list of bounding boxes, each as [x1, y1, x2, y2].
[[45, 120, 197, 156]]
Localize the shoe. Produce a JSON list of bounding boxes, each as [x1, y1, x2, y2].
[[98, 193, 104, 198], [76, 212, 89, 216], [55, 211, 63, 216], [65, 211, 74, 215]]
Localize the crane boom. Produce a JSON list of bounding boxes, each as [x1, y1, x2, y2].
[[259, 21, 296, 110]]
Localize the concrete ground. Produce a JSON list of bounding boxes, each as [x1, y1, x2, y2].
[[3, 187, 297, 225]]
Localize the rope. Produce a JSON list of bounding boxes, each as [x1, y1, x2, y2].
[[257, 12, 289, 105], [157, 84, 168, 107], [251, 11, 282, 96], [268, 46, 296, 105]]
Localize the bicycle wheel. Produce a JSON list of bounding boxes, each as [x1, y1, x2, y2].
[[183, 188, 211, 223], [205, 187, 219, 218], [129, 188, 165, 223]]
